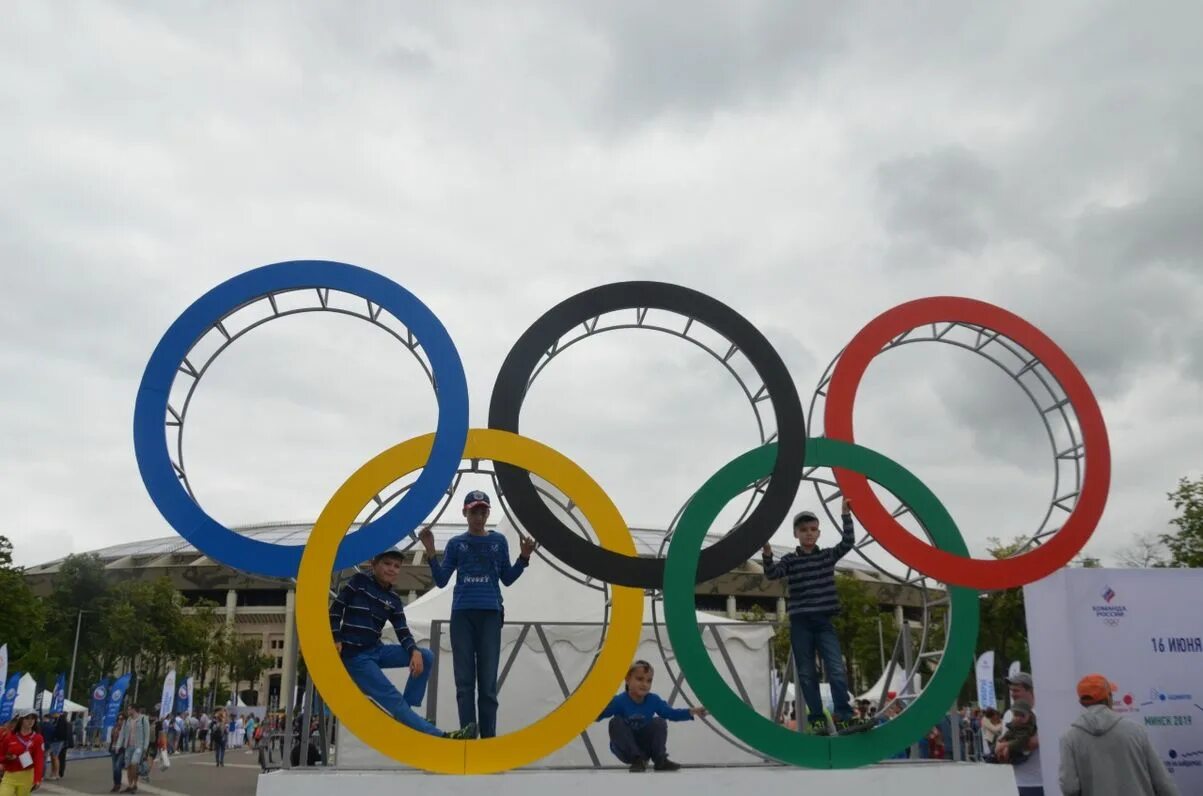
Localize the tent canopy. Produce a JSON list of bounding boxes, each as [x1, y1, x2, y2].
[[339, 517, 775, 768], [13, 673, 88, 713]]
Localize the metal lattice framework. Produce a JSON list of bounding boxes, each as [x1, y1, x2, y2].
[[162, 287, 436, 505], [806, 320, 1086, 575]]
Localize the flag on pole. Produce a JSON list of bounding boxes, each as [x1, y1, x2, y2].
[[89, 679, 110, 730], [50, 673, 66, 713], [1008, 659, 1022, 679], [160, 669, 176, 719], [103, 674, 131, 732], [0, 645, 7, 701], [0, 672, 21, 723], [176, 675, 191, 715], [975, 650, 997, 709]]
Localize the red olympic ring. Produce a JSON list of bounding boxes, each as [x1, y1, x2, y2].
[[825, 296, 1111, 590]]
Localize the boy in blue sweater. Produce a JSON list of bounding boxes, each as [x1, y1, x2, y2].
[[330, 549, 476, 739], [597, 660, 707, 772], [418, 490, 536, 738], [761, 498, 865, 736]]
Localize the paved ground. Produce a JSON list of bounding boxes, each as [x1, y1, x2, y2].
[[33, 750, 262, 796]]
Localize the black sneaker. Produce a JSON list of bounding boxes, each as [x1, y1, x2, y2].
[[808, 719, 831, 736], [653, 758, 681, 772], [629, 758, 647, 772], [445, 722, 478, 740]]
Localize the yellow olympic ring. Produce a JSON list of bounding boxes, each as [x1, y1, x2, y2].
[[296, 428, 644, 774]]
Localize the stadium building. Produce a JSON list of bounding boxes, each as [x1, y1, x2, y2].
[[24, 521, 933, 708]]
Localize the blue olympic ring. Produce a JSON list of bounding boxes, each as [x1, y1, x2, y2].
[[133, 260, 469, 578]]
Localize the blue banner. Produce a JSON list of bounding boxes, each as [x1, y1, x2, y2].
[[176, 674, 191, 715], [0, 672, 21, 723], [50, 673, 66, 714], [88, 679, 110, 728], [103, 673, 131, 731]]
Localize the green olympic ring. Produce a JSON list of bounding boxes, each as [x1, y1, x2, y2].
[[664, 437, 980, 768]]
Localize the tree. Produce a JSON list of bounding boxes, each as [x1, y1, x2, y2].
[[0, 536, 45, 666], [1116, 532, 1169, 568], [831, 575, 886, 693], [45, 554, 112, 702], [958, 537, 1031, 705], [1162, 476, 1203, 568], [221, 635, 273, 706]]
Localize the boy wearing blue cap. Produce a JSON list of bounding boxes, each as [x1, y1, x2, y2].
[[419, 490, 537, 738]]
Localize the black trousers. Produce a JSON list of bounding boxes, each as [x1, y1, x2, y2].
[[608, 717, 667, 764]]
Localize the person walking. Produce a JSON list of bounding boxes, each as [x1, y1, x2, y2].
[[211, 710, 227, 768], [1058, 674, 1178, 796], [53, 713, 72, 778], [997, 672, 1043, 796], [1, 710, 45, 796], [117, 704, 149, 794], [108, 712, 127, 793]]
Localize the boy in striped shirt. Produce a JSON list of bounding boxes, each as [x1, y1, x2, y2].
[[761, 498, 863, 735], [331, 549, 476, 739]]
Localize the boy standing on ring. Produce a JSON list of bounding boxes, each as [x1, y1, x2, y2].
[[419, 490, 536, 739], [761, 498, 863, 735], [330, 550, 477, 740]]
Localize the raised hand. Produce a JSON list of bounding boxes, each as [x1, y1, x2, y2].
[[762, 543, 773, 557], [417, 526, 436, 555], [690, 706, 709, 718], [519, 534, 537, 559], [841, 497, 853, 516]]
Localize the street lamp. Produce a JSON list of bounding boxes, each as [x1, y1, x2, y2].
[[67, 609, 95, 703]]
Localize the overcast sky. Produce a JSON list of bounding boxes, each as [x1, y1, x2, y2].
[[3, 2, 1200, 576]]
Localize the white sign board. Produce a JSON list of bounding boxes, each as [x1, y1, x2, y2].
[[1026, 568, 1203, 794]]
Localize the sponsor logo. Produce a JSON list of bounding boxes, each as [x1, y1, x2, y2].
[[3, 688, 15, 699], [1165, 748, 1203, 770], [178, 686, 189, 699], [93, 687, 107, 700], [111, 689, 124, 702], [1150, 688, 1194, 702], [1091, 585, 1127, 626], [1113, 690, 1140, 714]]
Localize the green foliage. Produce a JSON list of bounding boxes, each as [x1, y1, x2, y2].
[[1162, 476, 1203, 568], [0, 536, 44, 666], [831, 575, 887, 693]]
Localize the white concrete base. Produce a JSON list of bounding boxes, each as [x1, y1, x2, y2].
[[257, 763, 1017, 796]]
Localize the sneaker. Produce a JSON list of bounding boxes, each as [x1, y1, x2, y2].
[[835, 717, 873, 735], [628, 758, 647, 773], [653, 758, 681, 772], [808, 719, 831, 736], [445, 722, 478, 740]]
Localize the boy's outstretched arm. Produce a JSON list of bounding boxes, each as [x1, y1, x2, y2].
[[761, 544, 787, 579], [497, 535, 530, 586], [831, 498, 856, 561], [649, 694, 696, 722], [423, 530, 459, 588]]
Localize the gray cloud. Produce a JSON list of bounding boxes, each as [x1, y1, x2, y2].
[[2, 1, 1201, 572]]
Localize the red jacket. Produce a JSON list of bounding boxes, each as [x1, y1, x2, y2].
[[2, 729, 45, 785]]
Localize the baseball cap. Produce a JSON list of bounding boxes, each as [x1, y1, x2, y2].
[[1011, 700, 1034, 716], [21, 709, 38, 718], [793, 510, 819, 527], [371, 549, 405, 564], [463, 490, 491, 511], [1006, 671, 1034, 689], [1077, 673, 1117, 705]]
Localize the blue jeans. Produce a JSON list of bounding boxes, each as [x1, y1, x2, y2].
[[214, 738, 225, 765], [110, 749, 125, 788], [450, 609, 503, 738], [344, 644, 440, 736], [790, 613, 852, 723]]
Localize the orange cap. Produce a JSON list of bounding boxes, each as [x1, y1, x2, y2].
[[1077, 673, 1117, 705]]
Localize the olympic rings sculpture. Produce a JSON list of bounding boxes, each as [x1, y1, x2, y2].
[[133, 260, 1110, 773]]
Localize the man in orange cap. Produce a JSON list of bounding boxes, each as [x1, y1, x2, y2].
[[1058, 673, 1178, 796]]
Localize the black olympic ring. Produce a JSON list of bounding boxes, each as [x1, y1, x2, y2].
[[488, 281, 806, 588]]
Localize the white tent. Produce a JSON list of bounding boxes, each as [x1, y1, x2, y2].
[[338, 519, 775, 769], [13, 673, 88, 713], [855, 666, 922, 705]]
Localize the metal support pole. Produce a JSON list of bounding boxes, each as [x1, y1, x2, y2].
[[282, 618, 299, 770], [299, 679, 316, 768], [426, 620, 442, 723], [67, 610, 85, 702]]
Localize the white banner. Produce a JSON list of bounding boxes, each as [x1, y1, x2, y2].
[[1026, 568, 1203, 794], [0, 644, 7, 699], [976, 650, 997, 709], [1008, 659, 1021, 679], [160, 669, 176, 719]]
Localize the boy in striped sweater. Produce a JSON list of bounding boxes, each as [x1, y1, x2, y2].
[[761, 498, 864, 736], [330, 550, 477, 739]]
